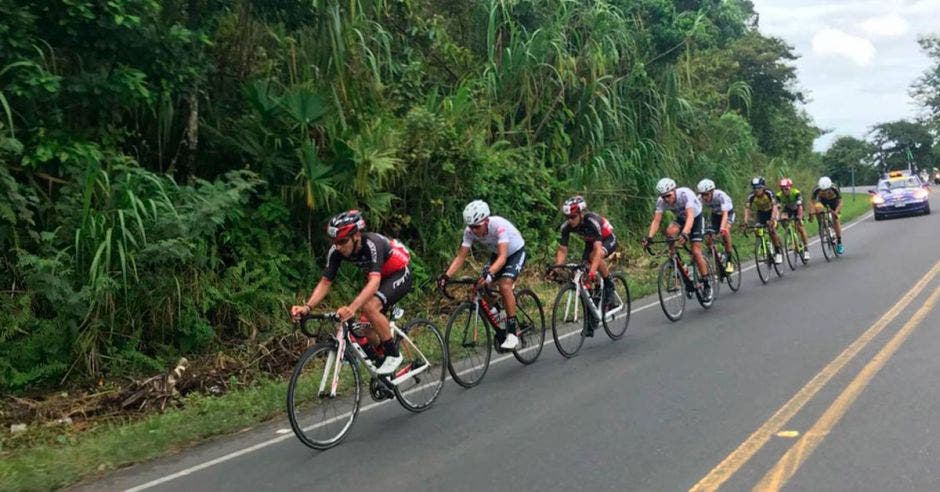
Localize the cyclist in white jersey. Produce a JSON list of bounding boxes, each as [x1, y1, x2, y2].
[[438, 200, 526, 350], [697, 179, 736, 274], [642, 178, 712, 300]]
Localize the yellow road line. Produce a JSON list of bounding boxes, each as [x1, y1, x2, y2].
[[754, 284, 940, 491], [689, 259, 940, 492]]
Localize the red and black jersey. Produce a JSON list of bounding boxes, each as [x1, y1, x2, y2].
[[322, 232, 410, 280], [559, 212, 615, 247]]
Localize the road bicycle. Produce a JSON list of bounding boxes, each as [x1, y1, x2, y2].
[[743, 224, 783, 284], [440, 278, 545, 388], [545, 263, 631, 358], [645, 237, 716, 322], [703, 228, 741, 293], [778, 215, 809, 270], [814, 207, 841, 262], [287, 309, 446, 450]]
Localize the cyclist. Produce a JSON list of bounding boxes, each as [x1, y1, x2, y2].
[[696, 179, 736, 274], [437, 200, 526, 350], [742, 176, 783, 264], [550, 195, 618, 337], [810, 176, 845, 254], [642, 178, 712, 300], [776, 178, 810, 261], [290, 210, 412, 375]]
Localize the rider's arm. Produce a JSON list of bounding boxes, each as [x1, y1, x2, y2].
[[554, 246, 568, 266], [720, 210, 729, 231], [444, 245, 471, 278], [487, 242, 510, 276], [682, 207, 695, 235], [299, 277, 332, 315], [647, 211, 663, 238]]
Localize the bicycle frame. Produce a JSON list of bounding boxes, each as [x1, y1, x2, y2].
[[554, 265, 625, 324]]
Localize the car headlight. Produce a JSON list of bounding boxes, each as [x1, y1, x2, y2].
[[871, 195, 885, 205], [913, 189, 929, 200]]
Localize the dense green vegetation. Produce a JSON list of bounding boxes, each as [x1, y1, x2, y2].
[[1, 0, 827, 392]]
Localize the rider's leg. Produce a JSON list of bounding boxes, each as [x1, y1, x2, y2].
[[666, 222, 681, 254], [832, 209, 843, 241], [691, 242, 708, 277]]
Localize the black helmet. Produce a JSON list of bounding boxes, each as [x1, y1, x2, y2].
[[327, 210, 365, 239]]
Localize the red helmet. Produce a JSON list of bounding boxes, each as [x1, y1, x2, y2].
[[779, 178, 793, 188], [327, 210, 365, 240], [561, 196, 586, 216]]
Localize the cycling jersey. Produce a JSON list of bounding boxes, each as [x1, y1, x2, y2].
[[746, 188, 777, 212], [558, 212, 615, 247], [812, 186, 841, 202], [461, 216, 525, 255], [776, 188, 803, 210], [322, 232, 410, 280], [656, 187, 703, 217], [702, 189, 734, 214]]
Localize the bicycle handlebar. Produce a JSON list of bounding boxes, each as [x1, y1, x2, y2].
[[296, 312, 342, 337], [439, 276, 480, 300]]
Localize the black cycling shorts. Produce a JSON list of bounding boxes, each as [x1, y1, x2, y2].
[[673, 213, 705, 243], [375, 267, 412, 311], [486, 247, 527, 280], [581, 236, 618, 262], [819, 198, 840, 211], [756, 210, 774, 226], [710, 211, 735, 231]]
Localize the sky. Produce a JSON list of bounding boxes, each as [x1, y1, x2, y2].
[[750, 0, 940, 151]]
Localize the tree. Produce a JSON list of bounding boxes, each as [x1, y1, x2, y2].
[[912, 35, 940, 126], [823, 136, 878, 185], [869, 120, 935, 172]]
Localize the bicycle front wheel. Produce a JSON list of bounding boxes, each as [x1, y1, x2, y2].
[[819, 219, 833, 262], [603, 273, 631, 339], [657, 259, 686, 322], [287, 343, 361, 450], [394, 319, 447, 413], [551, 284, 586, 357], [754, 238, 770, 284], [445, 302, 492, 388], [512, 288, 546, 365], [726, 246, 742, 292]]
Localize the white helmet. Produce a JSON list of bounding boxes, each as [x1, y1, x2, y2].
[[463, 200, 491, 226], [697, 179, 716, 194], [656, 177, 677, 195], [817, 176, 833, 190]]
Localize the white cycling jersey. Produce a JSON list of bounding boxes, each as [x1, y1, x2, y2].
[[461, 216, 525, 255], [702, 189, 733, 214], [656, 187, 703, 217]]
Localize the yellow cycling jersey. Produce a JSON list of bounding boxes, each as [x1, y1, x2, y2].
[[746, 188, 777, 212], [812, 186, 841, 202]]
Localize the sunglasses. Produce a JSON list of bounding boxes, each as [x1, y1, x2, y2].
[[332, 236, 352, 247], [469, 223, 487, 230], [566, 213, 580, 220]]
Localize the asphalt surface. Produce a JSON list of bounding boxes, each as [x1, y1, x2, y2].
[[76, 194, 940, 492]]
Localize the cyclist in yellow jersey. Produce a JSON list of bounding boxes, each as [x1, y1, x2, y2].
[[776, 178, 810, 261], [742, 176, 783, 264], [809, 176, 844, 254]]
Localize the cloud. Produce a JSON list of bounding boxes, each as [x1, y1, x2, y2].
[[811, 28, 876, 66], [858, 13, 909, 37]]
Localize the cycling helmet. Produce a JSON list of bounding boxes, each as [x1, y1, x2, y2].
[[751, 176, 766, 189], [463, 200, 491, 226], [817, 176, 833, 190], [327, 210, 365, 239], [656, 178, 677, 195], [561, 196, 586, 215], [779, 178, 793, 188], [697, 179, 716, 194]]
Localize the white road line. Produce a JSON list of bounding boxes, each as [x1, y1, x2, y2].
[[124, 211, 874, 492]]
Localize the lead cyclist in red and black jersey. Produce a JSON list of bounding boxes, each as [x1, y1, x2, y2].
[[290, 210, 412, 375], [551, 196, 619, 336]]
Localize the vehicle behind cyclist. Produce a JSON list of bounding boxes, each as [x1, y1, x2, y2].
[[290, 210, 412, 375], [438, 200, 526, 351], [810, 176, 845, 255], [776, 177, 810, 261], [697, 178, 736, 273], [642, 178, 712, 300], [742, 176, 783, 265], [550, 195, 619, 337]]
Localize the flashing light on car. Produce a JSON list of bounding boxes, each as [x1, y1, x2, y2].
[[888, 171, 905, 178]]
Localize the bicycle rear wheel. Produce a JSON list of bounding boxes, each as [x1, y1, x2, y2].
[[602, 273, 631, 340], [551, 284, 586, 357], [657, 258, 686, 321], [512, 288, 546, 365], [783, 228, 796, 271], [287, 343, 361, 450], [393, 319, 446, 413], [819, 218, 833, 262], [725, 246, 742, 292], [445, 302, 492, 388], [754, 238, 770, 284]]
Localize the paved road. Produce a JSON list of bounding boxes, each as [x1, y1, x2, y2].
[[77, 198, 940, 492]]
